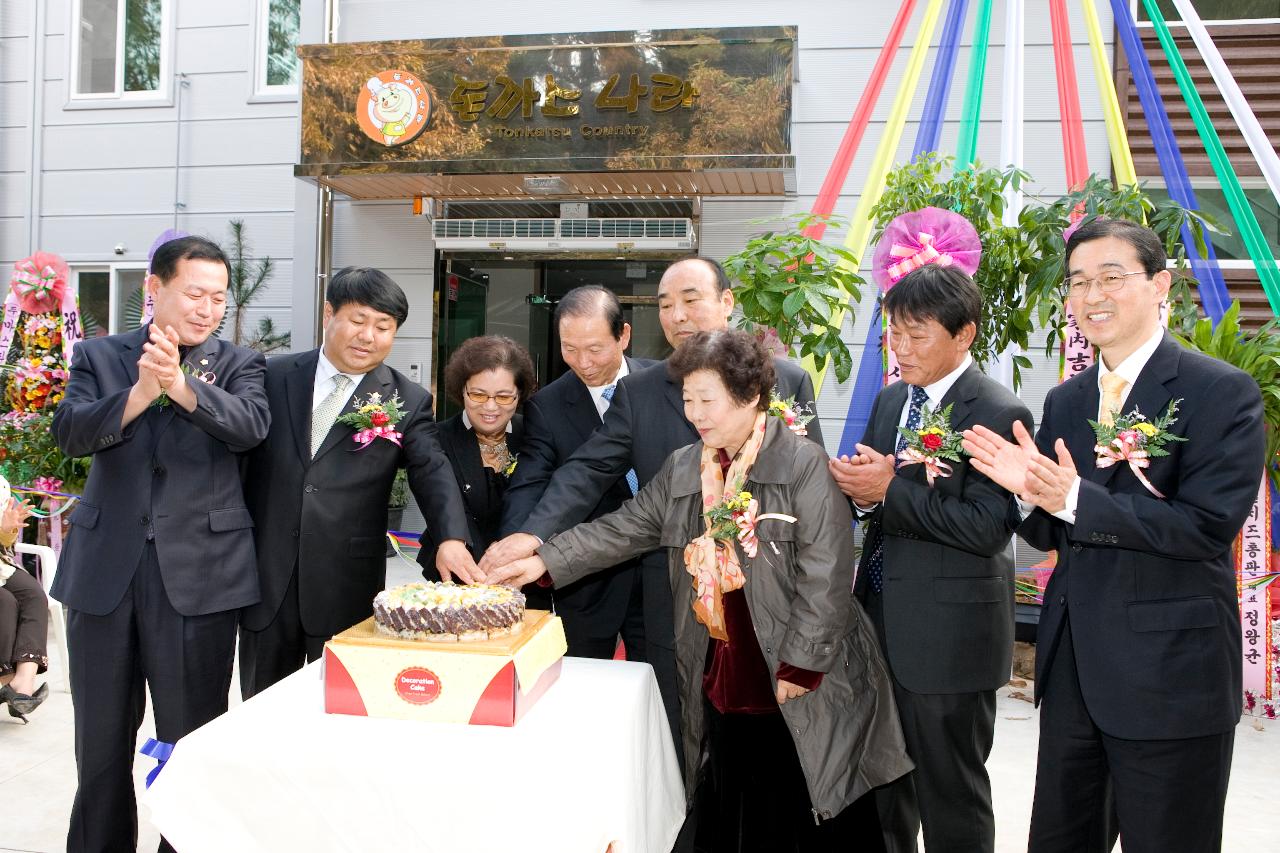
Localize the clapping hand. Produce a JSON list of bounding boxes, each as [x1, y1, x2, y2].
[[962, 421, 1077, 513], [827, 443, 895, 505], [140, 325, 185, 395]]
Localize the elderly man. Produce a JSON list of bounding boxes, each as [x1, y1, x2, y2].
[[53, 235, 271, 852], [481, 256, 823, 750], [964, 218, 1265, 853], [499, 285, 655, 659]]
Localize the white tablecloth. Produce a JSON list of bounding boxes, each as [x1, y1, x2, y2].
[[145, 657, 685, 853]]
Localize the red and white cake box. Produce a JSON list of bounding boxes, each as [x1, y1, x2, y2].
[[322, 610, 566, 726]]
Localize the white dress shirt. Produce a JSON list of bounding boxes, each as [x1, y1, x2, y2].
[[1040, 325, 1166, 524], [586, 358, 631, 420], [313, 350, 366, 412]]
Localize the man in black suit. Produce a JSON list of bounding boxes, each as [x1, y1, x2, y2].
[[481, 256, 823, 746], [238, 267, 474, 699], [500, 285, 654, 659], [964, 219, 1265, 853], [830, 265, 1032, 853], [52, 236, 271, 852]]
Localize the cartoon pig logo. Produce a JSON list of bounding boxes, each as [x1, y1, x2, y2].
[[356, 70, 432, 147]]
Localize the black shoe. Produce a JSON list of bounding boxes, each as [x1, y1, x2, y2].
[[1, 682, 48, 722]]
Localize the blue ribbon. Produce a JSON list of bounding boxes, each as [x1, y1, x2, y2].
[[139, 738, 174, 788], [838, 301, 889, 457], [912, 0, 970, 160], [1110, 0, 1231, 325]]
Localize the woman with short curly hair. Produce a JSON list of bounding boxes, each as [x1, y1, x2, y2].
[[489, 329, 910, 849], [420, 336, 536, 576]]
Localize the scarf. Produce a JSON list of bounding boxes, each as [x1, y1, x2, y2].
[[683, 410, 769, 641]]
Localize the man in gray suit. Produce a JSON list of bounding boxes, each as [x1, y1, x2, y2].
[[53, 236, 271, 852], [831, 265, 1032, 853]]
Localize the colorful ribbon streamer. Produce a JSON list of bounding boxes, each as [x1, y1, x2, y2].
[[998, 0, 1023, 223], [912, 0, 969, 160], [1141, 0, 1280, 316], [1049, 0, 1089, 191], [803, 0, 920, 241], [139, 738, 174, 788], [1109, 0, 1232, 325], [954, 0, 994, 168], [1081, 0, 1137, 187], [1172, 0, 1280, 225]]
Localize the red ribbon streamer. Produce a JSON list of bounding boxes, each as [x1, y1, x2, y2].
[[804, 0, 920, 240], [1049, 0, 1089, 192]]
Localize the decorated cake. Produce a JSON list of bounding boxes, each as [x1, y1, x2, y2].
[[372, 581, 526, 642]]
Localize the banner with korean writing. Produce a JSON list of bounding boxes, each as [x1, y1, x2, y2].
[[297, 27, 793, 176], [1238, 476, 1275, 717]]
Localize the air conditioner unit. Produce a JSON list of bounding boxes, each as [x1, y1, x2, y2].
[[432, 218, 696, 251]]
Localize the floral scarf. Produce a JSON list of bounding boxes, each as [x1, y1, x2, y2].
[[683, 410, 769, 641]]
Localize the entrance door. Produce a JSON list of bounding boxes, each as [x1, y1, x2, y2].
[[433, 257, 671, 418]]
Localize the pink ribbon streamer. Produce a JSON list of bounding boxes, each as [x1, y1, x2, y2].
[[1093, 434, 1165, 498], [896, 447, 954, 486], [352, 426, 403, 450]]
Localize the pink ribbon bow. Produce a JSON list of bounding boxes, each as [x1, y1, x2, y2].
[[886, 232, 955, 283], [31, 476, 63, 494], [352, 425, 403, 450], [896, 447, 954, 486], [733, 498, 798, 558], [1094, 435, 1165, 498]]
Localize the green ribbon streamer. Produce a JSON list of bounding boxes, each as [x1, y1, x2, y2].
[[1142, 0, 1280, 315], [955, 0, 994, 167]]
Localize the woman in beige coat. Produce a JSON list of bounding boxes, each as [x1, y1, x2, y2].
[[490, 330, 910, 850]]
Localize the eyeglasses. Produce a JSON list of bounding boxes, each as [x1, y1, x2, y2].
[[465, 388, 518, 406], [1064, 270, 1148, 296]]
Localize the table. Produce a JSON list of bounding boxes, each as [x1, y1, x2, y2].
[[145, 657, 685, 852]]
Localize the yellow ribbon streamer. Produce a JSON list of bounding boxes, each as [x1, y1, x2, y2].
[[1081, 0, 1137, 186], [807, 0, 946, 394]]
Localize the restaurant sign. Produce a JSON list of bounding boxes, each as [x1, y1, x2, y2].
[[297, 27, 794, 177]]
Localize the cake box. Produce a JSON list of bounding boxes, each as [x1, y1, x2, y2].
[[322, 610, 567, 726]]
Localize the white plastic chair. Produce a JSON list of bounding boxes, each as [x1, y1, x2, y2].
[[15, 543, 68, 692]]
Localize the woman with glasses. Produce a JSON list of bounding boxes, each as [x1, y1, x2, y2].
[[420, 336, 536, 577]]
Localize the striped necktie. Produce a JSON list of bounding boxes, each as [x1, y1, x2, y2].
[[601, 383, 640, 495]]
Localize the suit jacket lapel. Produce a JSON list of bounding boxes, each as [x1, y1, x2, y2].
[[563, 374, 603, 440], [287, 350, 321, 465], [936, 363, 981, 431], [312, 363, 393, 464], [873, 381, 909, 456], [116, 324, 149, 387], [1090, 335, 1180, 488]]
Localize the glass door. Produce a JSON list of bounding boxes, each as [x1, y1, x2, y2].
[[434, 261, 490, 420]]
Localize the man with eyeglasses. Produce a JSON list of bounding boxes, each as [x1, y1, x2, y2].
[[963, 218, 1265, 853], [238, 267, 475, 699]]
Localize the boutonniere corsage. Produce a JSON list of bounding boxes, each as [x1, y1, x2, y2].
[[153, 359, 217, 407], [501, 455, 518, 478], [896, 402, 964, 485], [1089, 399, 1186, 498], [768, 394, 815, 436], [337, 392, 405, 450], [705, 488, 797, 558]]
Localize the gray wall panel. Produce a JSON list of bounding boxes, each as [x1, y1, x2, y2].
[[0, 79, 28, 127], [39, 213, 186, 263], [0, 0, 31, 38], [43, 121, 177, 171], [0, 216, 24, 266], [0, 170, 26, 216], [180, 164, 297, 214], [1, 34, 27, 82], [175, 25, 253, 76], [178, 0, 253, 30], [331, 200, 436, 269], [42, 33, 63, 80], [183, 116, 297, 167], [0, 125, 24, 170], [41, 168, 175, 216]]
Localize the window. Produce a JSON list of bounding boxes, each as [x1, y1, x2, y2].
[[254, 0, 301, 96], [1136, 0, 1280, 23], [1145, 184, 1280, 263], [72, 0, 169, 100], [76, 267, 148, 336]]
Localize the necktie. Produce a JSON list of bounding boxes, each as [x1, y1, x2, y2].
[[311, 374, 353, 458], [1099, 373, 1129, 426], [865, 386, 931, 594], [600, 383, 640, 496]]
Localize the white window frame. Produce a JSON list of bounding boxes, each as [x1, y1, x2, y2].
[[1129, 0, 1280, 27], [249, 0, 301, 103], [67, 0, 174, 109], [72, 263, 150, 335]]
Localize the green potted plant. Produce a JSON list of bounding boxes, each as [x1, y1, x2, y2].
[[386, 468, 409, 557], [722, 213, 866, 383]]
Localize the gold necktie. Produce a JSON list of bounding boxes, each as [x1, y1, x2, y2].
[[1099, 373, 1129, 426]]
